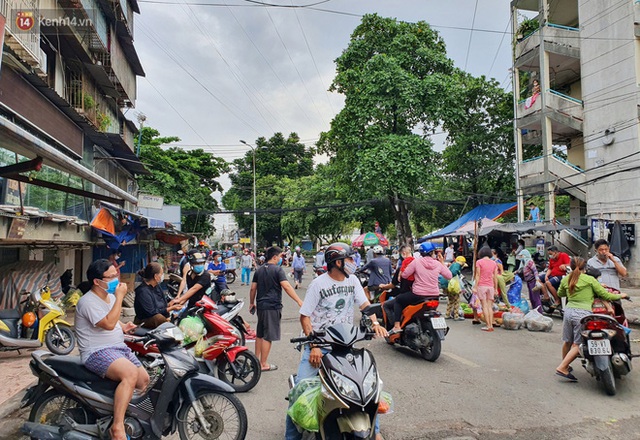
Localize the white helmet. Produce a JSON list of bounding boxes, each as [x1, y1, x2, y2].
[[373, 245, 384, 255]]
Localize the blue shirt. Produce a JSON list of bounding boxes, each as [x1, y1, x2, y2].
[[207, 261, 227, 283], [292, 254, 305, 270], [529, 206, 540, 222]]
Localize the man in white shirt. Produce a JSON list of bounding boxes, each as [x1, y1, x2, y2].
[[587, 239, 627, 290]]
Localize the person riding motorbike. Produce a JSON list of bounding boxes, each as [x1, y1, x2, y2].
[[380, 245, 414, 327], [361, 245, 393, 300], [284, 242, 387, 440], [170, 250, 211, 310], [388, 242, 452, 337], [207, 251, 229, 302]]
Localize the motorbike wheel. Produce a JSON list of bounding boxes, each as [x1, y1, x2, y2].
[[29, 390, 90, 440], [419, 329, 442, 362], [600, 363, 617, 396], [177, 390, 248, 440], [45, 324, 76, 355], [225, 271, 236, 284], [217, 351, 261, 392]]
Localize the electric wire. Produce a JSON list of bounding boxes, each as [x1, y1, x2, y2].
[[463, 0, 479, 71]]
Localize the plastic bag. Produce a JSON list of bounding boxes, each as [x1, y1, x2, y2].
[[523, 308, 542, 327], [287, 378, 322, 432], [507, 275, 523, 305], [448, 276, 461, 294], [194, 336, 209, 357], [179, 316, 206, 344], [378, 391, 395, 415], [527, 314, 553, 332], [502, 312, 525, 330], [517, 298, 530, 315]]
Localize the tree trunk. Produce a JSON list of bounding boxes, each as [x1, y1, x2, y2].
[[390, 196, 413, 247]]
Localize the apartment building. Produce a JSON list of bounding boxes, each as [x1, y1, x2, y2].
[[512, 0, 640, 282], [0, 0, 145, 284]]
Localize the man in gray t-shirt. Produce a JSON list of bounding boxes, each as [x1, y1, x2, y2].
[[587, 239, 627, 291]]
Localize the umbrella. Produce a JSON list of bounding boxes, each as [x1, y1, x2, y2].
[[609, 221, 630, 260], [352, 232, 389, 248]]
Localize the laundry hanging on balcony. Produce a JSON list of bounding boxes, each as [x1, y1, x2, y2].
[[524, 92, 539, 110], [90, 207, 141, 249]]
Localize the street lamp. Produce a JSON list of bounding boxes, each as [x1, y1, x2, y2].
[[239, 140, 257, 256]]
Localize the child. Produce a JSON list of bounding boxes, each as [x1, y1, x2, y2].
[[442, 256, 467, 321]]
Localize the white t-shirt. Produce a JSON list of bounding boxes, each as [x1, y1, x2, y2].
[[75, 291, 126, 363], [444, 247, 454, 262], [300, 273, 368, 333]]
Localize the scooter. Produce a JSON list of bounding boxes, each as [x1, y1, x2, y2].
[[288, 310, 392, 439], [128, 295, 261, 393], [578, 293, 635, 396], [0, 283, 76, 355], [372, 291, 449, 361], [21, 323, 248, 440]]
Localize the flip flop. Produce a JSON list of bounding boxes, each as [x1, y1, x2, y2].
[[388, 328, 403, 336], [261, 364, 278, 372], [480, 327, 494, 332], [472, 320, 481, 325], [555, 370, 578, 382]]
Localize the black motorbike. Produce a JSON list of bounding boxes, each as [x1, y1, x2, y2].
[[288, 310, 390, 439], [21, 323, 248, 440]]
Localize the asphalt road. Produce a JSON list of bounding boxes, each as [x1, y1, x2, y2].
[[3, 265, 640, 439]]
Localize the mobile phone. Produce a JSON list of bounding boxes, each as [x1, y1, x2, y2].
[[250, 305, 256, 315]]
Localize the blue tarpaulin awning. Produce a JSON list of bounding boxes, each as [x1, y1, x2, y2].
[[418, 202, 518, 242]]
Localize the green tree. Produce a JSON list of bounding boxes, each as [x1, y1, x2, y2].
[[318, 14, 460, 246], [137, 127, 228, 236], [222, 132, 314, 246]]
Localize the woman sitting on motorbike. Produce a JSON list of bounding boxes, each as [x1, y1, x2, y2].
[[555, 256, 628, 381], [134, 263, 182, 329], [388, 242, 452, 336]]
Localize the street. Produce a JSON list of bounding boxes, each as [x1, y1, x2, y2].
[[1, 267, 640, 439]]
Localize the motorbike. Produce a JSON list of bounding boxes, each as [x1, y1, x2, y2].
[[287, 309, 391, 439], [225, 268, 237, 285], [371, 291, 449, 361], [128, 295, 261, 393], [0, 282, 76, 355], [312, 264, 327, 278], [21, 322, 248, 440], [578, 294, 635, 396], [459, 274, 474, 304], [214, 291, 255, 345]]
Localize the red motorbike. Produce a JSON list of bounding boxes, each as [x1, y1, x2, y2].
[[127, 295, 261, 392]]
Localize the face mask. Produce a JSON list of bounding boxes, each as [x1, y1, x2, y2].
[[277, 257, 283, 266], [193, 264, 205, 274], [344, 261, 358, 275], [217, 257, 222, 262], [104, 278, 119, 295]]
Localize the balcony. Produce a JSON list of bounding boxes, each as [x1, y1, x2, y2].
[[519, 154, 586, 202], [516, 90, 583, 142], [93, 34, 137, 106], [52, 0, 109, 52], [0, 0, 45, 70]]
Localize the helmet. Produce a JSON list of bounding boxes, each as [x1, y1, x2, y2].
[[373, 245, 384, 255], [455, 256, 467, 265], [324, 242, 354, 266], [295, 246, 301, 252], [419, 242, 437, 255], [187, 250, 207, 265], [22, 311, 36, 328]]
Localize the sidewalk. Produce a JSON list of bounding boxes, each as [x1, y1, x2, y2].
[[620, 285, 640, 327]]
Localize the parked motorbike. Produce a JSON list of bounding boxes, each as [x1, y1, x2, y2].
[[215, 290, 255, 345], [372, 291, 449, 361], [128, 295, 261, 393], [579, 295, 635, 396], [21, 322, 247, 440], [0, 282, 76, 355], [312, 264, 327, 278], [288, 310, 391, 439], [225, 268, 237, 284]]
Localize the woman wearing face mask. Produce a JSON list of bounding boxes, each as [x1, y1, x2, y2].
[[170, 250, 211, 310], [207, 251, 228, 302], [134, 263, 182, 329]]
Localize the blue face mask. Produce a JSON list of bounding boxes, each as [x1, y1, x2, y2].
[[217, 257, 222, 263], [277, 257, 283, 266], [193, 264, 205, 274], [104, 278, 119, 295]]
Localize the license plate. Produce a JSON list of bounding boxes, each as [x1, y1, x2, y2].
[[587, 339, 612, 356], [431, 317, 447, 330]]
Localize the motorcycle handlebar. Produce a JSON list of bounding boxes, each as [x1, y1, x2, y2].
[[290, 331, 326, 344]]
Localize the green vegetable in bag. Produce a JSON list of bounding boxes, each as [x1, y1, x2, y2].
[[287, 378, 322, 432], [447, 276, 461, 294], [179, 316, 205, 344]]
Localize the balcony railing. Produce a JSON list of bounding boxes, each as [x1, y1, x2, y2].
[[1, 0, 42, 67], [517, 89, 583, 122], [515, 23, 580, 61], [519, 154, 586, 201]]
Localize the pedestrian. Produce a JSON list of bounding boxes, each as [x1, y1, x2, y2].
[[555, 257, 628, 381], [444, 244, 455, 263], [366, 246, 375, 264], [75, 259, 149, 440], [353, 248, 362, 268], [314, 247, 325, 268], [473, 247, 498, 332], [516, 249, 542, 313], [527, 202, 541, 222], [442, 256, 467, 320], [291, 246, 305, 289], [240, 248, 253, 286], [284, 242, 387, 440], [491, 248, 512, 308], [249, 246, 303, 372], [361, 245, 393, 300], [586, 239, 627, 291]]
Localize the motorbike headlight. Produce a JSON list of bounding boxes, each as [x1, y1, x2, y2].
[[330, 370, 360, 402], [362, 365, 378, 402]]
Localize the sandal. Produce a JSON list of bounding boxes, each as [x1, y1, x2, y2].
[[481, 327, 494, 332], [472, 320, 481, 325]]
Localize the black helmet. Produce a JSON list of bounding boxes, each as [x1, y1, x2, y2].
[[324, 242, 354, 266], [187, 250, 206, 265]]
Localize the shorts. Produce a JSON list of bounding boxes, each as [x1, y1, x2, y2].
[[256, 309, 282, 342], [293, 269, 304, 283], [85, 346, 141, 378], [475, 286, 496, 302], [539, 274, 563, 290], [562, 307, 591, 344]]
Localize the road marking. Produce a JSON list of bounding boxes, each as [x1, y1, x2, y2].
[[442, 352, 480, 368]]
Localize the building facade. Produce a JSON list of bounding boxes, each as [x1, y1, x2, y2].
[[0, 0, 145, 287], [512, 0, 640, 282]]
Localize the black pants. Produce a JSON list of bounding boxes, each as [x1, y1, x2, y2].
[[392, 291, 426, 324]]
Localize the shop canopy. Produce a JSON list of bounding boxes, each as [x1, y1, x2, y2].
[[418, 202, 517, 242]]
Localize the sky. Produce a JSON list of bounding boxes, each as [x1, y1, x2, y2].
[[130, 0, 517, 234]]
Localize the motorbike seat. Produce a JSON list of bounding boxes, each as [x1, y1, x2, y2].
[[0, 309, 20, 320], [44, 356, 118, 391]]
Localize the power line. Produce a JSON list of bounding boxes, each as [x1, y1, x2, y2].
[[463, 0, 479, 71]]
